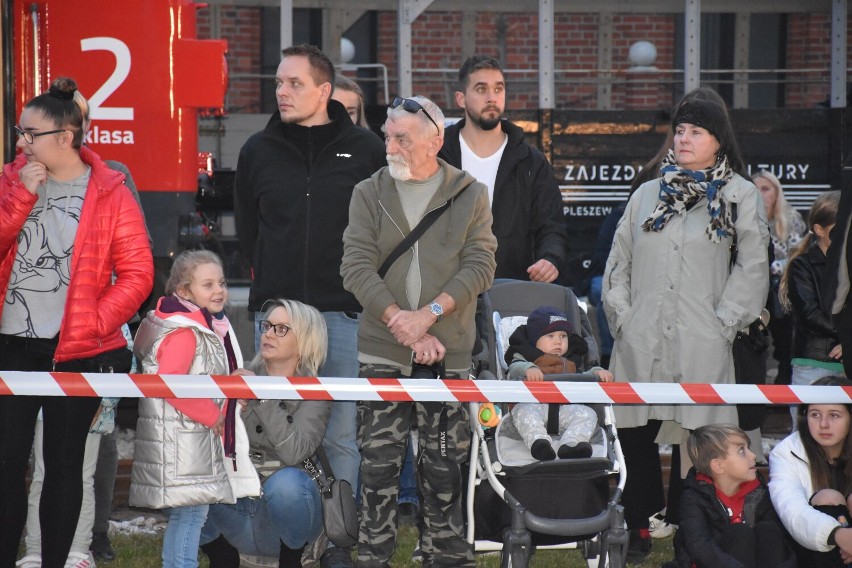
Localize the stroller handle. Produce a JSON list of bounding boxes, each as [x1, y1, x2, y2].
[[522, 507, 613, 537], [536, 372, 602, 383]]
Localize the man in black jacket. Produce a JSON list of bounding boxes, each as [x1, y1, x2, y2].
[[233, 44, 385, 568], [438, 55, 568, 282]]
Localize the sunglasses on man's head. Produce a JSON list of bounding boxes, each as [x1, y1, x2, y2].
[[390, 97, 440, 134]]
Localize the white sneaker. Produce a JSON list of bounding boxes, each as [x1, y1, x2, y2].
[[649, 509, 675, 539], [15, 556, 41, 568], [64, 552, 96, 568]]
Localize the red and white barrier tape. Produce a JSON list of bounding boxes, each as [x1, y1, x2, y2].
[[0, 372, 850, 405]]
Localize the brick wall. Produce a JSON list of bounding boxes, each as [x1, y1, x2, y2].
[[786, 13, 831, 108], [199, 6, 264, 113], [376, 11, 679, 111], [610, 15, 676, 111], [199, 6, 845, 113]]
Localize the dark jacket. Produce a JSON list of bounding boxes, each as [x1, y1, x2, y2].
[[788, 240, 839, 361], [674, 468, 795, 568], [503, 323, 589, 372], [234, 99, 386, 312], [438, 118, 568, 280]]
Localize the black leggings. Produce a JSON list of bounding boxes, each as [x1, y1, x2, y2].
[[0, 335, 119, 568], [619, 421, 666, 529]]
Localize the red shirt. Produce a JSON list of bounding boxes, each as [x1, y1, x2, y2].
[[697, 472, 761, 524]]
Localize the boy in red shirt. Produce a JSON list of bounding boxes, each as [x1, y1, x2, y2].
[[671, 424, 797, 568]]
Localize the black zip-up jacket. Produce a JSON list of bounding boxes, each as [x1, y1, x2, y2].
[[673, 468, 796, 568], [234, 100, 386, 311], [789, 240, 839, 361], [438, 118, 568, 280]]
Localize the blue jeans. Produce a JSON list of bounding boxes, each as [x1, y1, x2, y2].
[[398, 431, 419, 507], [317, 312, 361, 492], [200, 467, 322, 554], [589, 276, 613, 357], [163, 505, 209, 568]]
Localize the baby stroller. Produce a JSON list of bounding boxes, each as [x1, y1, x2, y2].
[[467, 280, 628, 567]]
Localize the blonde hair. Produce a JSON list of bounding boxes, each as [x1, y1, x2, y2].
[[779, 190, 840, 312], [752, 170, 794, 240], [249, 299, 328, 376], [164, 249, 224, 296], [334, 75, 368, 128], [687, 423, 749, 476]]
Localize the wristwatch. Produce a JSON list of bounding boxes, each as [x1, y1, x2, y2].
[[428, 302, 444, 322]]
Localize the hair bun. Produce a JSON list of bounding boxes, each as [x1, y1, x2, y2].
[[48, 84, 75, 101]]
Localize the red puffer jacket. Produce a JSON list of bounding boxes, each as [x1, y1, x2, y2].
[[0, 146, 153, 363]]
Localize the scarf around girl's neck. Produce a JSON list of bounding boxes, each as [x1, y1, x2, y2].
[[641, 149, 735, 243]]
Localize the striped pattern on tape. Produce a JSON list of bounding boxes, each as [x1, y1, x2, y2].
[[0, 373, 850, 404]]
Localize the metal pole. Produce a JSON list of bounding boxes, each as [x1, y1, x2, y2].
[[733, 12, 749, 109], [597, 12, 613, 110], [280, 0, 292, 52], [684, 0, 701, 93], [397, 0, 434, 98], [831, 0, 847, 108], [538, 0, 554, 109], [398, 1, 412, 98]]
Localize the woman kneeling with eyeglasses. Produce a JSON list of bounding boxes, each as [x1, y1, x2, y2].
[[199, 298, 332, 567]]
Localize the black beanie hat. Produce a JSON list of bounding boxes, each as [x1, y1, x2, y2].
[[526, 306, 573, 346], [672, 98, 727, 140]]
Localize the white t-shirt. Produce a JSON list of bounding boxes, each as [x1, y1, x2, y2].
[[459, 133, 508, 206]]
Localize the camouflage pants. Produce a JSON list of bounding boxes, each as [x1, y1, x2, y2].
[[355, 363, 474, 568]]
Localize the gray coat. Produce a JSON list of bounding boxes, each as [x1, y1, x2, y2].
[[603, 174, 769, 429], [241, 397, 332, 479]]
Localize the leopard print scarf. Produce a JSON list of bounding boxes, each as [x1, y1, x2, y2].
[[641, 149, 734, 243]]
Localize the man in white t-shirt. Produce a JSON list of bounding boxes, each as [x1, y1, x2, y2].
[[439, 55, 568, 282]]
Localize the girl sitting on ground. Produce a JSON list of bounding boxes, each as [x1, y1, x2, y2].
[[769, 375, 852, 567]]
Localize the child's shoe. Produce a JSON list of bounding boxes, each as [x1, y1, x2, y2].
[[558, 441, 592, 459], [531, 438, 556, 460], [15, 556, 41, 568]]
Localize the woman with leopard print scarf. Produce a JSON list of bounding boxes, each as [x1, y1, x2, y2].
[[602, 97, 770, 563]]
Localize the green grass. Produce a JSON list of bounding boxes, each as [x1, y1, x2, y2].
[[75, 527, 674, 567]]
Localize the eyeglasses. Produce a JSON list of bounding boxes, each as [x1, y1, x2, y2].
[[14, 125, 68, 144], [390, 97, 440, 134], [259, 320, 292, 337]]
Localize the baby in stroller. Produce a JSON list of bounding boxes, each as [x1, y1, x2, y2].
[[503, 306, 613, 461]]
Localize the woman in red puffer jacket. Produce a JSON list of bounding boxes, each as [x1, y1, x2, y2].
[[0, 76, 152, 568]]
